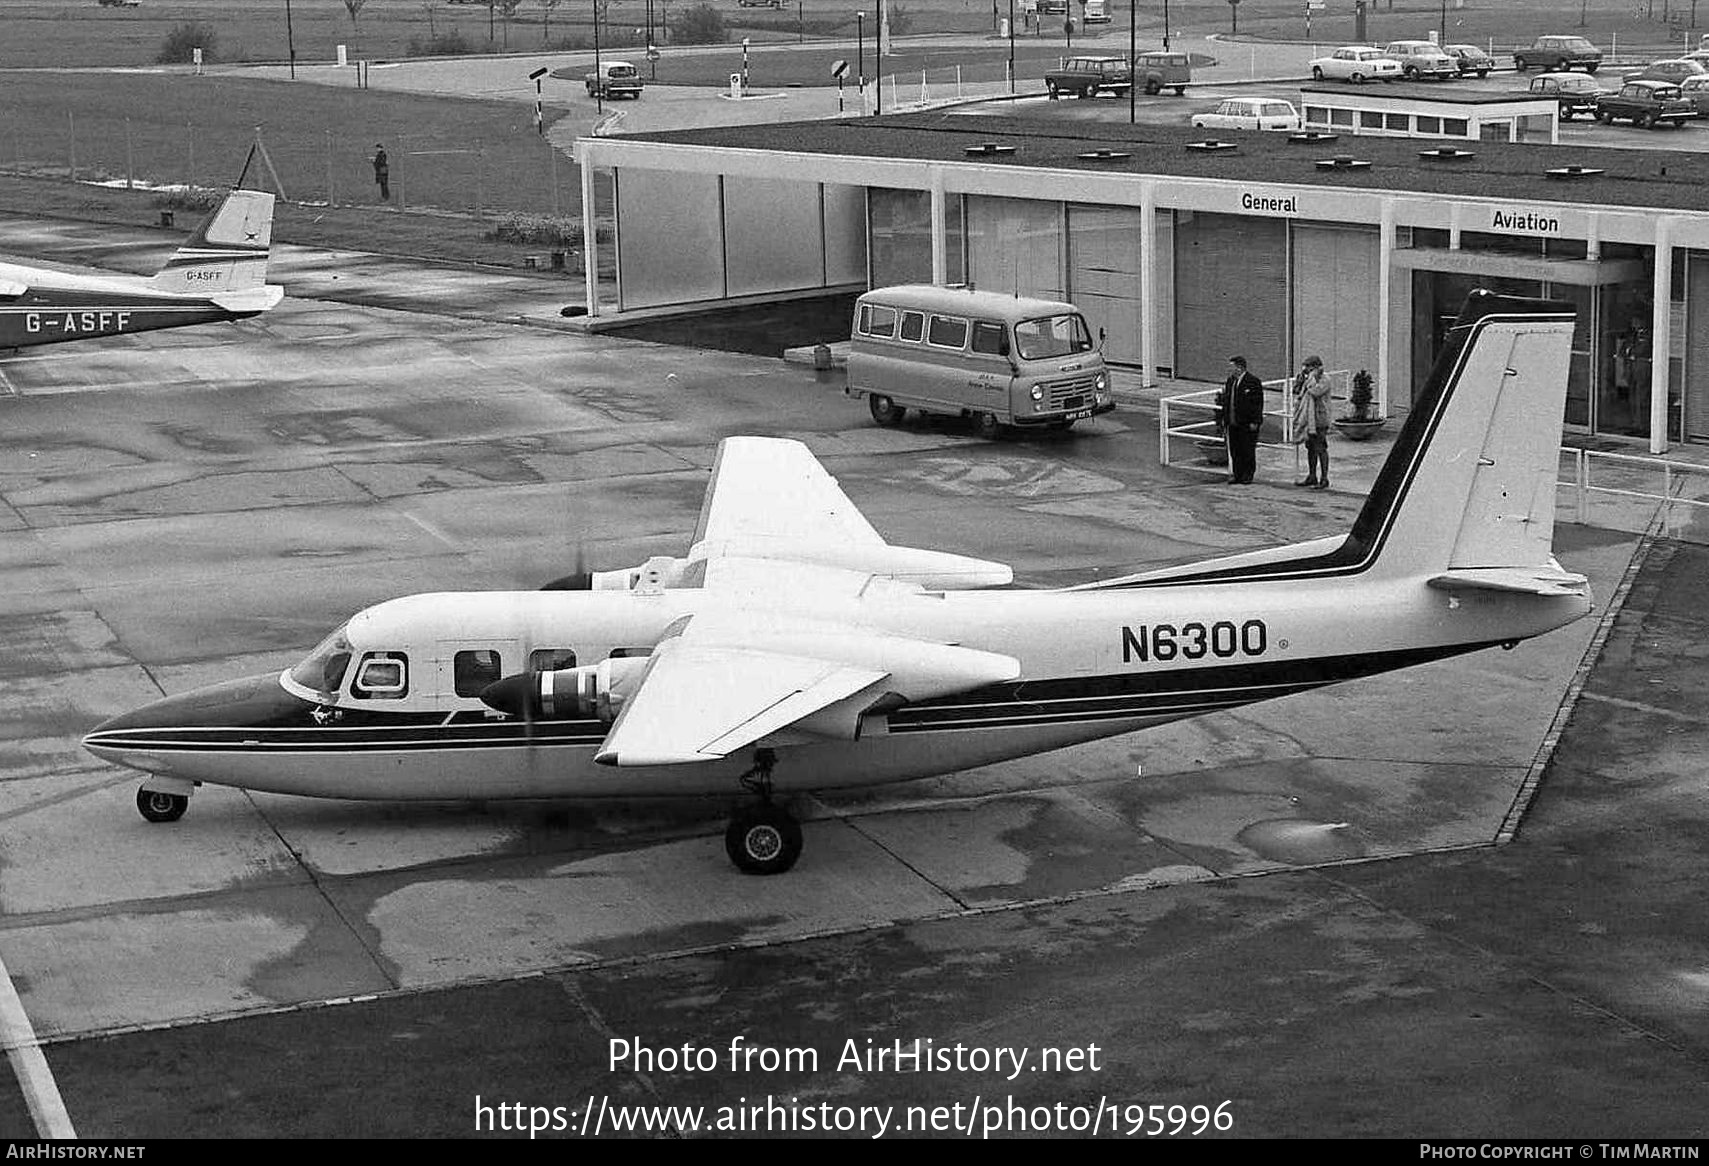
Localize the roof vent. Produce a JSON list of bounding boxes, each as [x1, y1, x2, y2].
[[1544, 164, 1604, 180], [964, 142, 1017, 156], [1186, 139, 1238, 153], [1288, 131, 1339, 144], [1418, 147, 1475, 160], [1315, 155, 1372, 171], [1077, 148, 1132, 161]]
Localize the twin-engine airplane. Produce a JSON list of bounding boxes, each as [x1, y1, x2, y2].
[[84, 292, 1593, 874], [0, 186, 281, 351]]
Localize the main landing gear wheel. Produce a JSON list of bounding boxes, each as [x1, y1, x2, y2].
[[725, 804, 803, 875], [725, 748, 802, 875], [869, 393, 905, 426], [137, 787, 188, 823]]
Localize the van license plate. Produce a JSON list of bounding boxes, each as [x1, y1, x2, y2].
[[1065, 408, 1093, 421]]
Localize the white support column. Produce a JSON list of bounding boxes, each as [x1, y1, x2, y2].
[[581, 143, 599, 317], [929, 168, 947, 286], [1448, 199, 1462, 251], [1586, 211, 1601, 262], [1651, 216, 1672, 455], [1378, 197, 1395, 418], [1140, 180, 1156, 388]]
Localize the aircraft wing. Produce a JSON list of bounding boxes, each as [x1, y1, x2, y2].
[[593, 611, 1020, 767], [687, 437, 1013, 589], [692, 435, 883, 550], [0, 278, 27, 298], [594, 644, 887, 766]]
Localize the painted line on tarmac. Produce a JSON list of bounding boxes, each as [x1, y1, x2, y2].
[[0, 949, 76, 1139]]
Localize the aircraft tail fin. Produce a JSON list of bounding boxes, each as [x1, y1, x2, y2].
[[150, 187, 276, 299], [1349, 290, 1579, 584]]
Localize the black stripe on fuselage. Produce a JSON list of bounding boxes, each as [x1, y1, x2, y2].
[[84, 641, 1500, 755], [1101, 295, 1575, 591]]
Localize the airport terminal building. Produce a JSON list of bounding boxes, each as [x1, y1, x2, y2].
[[576, 112, 1709, 453]]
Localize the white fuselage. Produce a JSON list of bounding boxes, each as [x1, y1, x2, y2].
[[83, 574, 1589, 803]]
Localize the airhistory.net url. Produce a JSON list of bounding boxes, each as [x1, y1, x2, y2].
[[474, 1094, 1235, 1138]]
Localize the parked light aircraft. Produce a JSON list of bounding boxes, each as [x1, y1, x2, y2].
[[84, 292, 1592, 874], [0, 186, 280, 351]]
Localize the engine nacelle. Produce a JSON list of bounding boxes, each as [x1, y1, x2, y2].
[[479, 657, 650, 723]]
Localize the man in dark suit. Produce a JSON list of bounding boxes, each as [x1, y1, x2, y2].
[[1219, 355, 1266, 485]]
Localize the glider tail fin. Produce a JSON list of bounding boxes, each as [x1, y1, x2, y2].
[[150, 187, 276, 303]]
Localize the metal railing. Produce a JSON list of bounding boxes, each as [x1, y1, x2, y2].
[[1559, 446, 1709, 540], [1158, 370, 1352, 469]]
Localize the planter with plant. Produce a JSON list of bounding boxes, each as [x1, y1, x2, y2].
[[1333, 368, 1385, 440]]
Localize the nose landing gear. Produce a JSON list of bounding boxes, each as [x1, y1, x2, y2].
[[724, 748, 803, 875], [136, 786, 189, 823]]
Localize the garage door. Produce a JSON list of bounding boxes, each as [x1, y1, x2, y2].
[[1173, 211, 1287, 382]]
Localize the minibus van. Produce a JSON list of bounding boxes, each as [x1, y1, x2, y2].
[[846, 285, 1113, 437]]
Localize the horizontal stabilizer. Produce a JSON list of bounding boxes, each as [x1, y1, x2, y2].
[[1427, 564, 1589, 597], [211, 286, 285, 313]]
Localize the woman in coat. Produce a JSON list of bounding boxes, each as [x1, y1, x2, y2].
[[1292, 355, 1331, 489]]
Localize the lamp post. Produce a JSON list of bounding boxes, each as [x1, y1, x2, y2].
[[593, 0, 603, 114], [1439, 0, 1447, 43], [1128, 0, 1135, 122], [285, 0, 296, 79], [856, 12, 866, 111], [1008, 0, 1015, 92], [876, 2, 884, 114], [1162, 0, 1170, 49]]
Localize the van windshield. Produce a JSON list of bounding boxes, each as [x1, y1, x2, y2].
[[1014, 314, 1093, 360]]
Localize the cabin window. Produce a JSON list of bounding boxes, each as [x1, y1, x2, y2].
[[970, 320, 1008, 356], [859, 303, 898, 338], [351, 652, 408, 699], [609, 647, 651, 659], [453, 649, 503, 697], [926, 314, 969, 349], [529, 648, 578, 672], [898, 310, 925, 341]]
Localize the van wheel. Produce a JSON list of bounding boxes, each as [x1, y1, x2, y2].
[[974, 412, 1004, 440], [1145, 79, 1161, 95], [1174, 86, 1186, 96], [868, 394, 905, 427], [1312, 66, 1324, 80]]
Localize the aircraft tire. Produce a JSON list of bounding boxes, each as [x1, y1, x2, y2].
[[869, 394, 906, 426], [137, 788, 188, 823], [725, 804, 802, 875]]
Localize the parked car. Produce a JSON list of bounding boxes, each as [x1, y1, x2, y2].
[[1384, 40, 1459, 80], [736, 0, 785, 6], [1190, 97, 1301, 131], [586, 60, 644, 99], [1044, 55, 1131, 98], [1444, 43, 1494, 77], [1595, 80, 1694, 127], [1134, 50, 1192, 95], [1513, 35, 1602, 73], [1526, 72, 1604, 119], [1310, 45, 1402, 84], [1622, 59, 1709, 85], [1037, 0, 1067, 13], [1082, 0, 1111, 24], [1680, 74, 1709, 115]]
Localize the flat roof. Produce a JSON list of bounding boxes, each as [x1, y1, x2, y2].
[[1297, 82, 1559, 106], [614, 111, 1709, 214]]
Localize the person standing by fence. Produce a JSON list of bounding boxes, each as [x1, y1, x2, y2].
[[1292, 355, 1331, 490], [372, 144, 390, 201], [1219, 355, 1266, 486]]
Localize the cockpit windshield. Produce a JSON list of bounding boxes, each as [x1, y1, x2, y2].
[[1014, 313, 1093, 360], [288, 625, 353, 695]]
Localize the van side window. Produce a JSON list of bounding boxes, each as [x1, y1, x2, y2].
[[970, 321, 1008, 356], [351, 652, 408, 700], [529, 648, 577, 672], [859, 303, 898, 338], [899, 310, 925, 341], [927, 314, 968, 349], [453, 650, 502, 697]]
